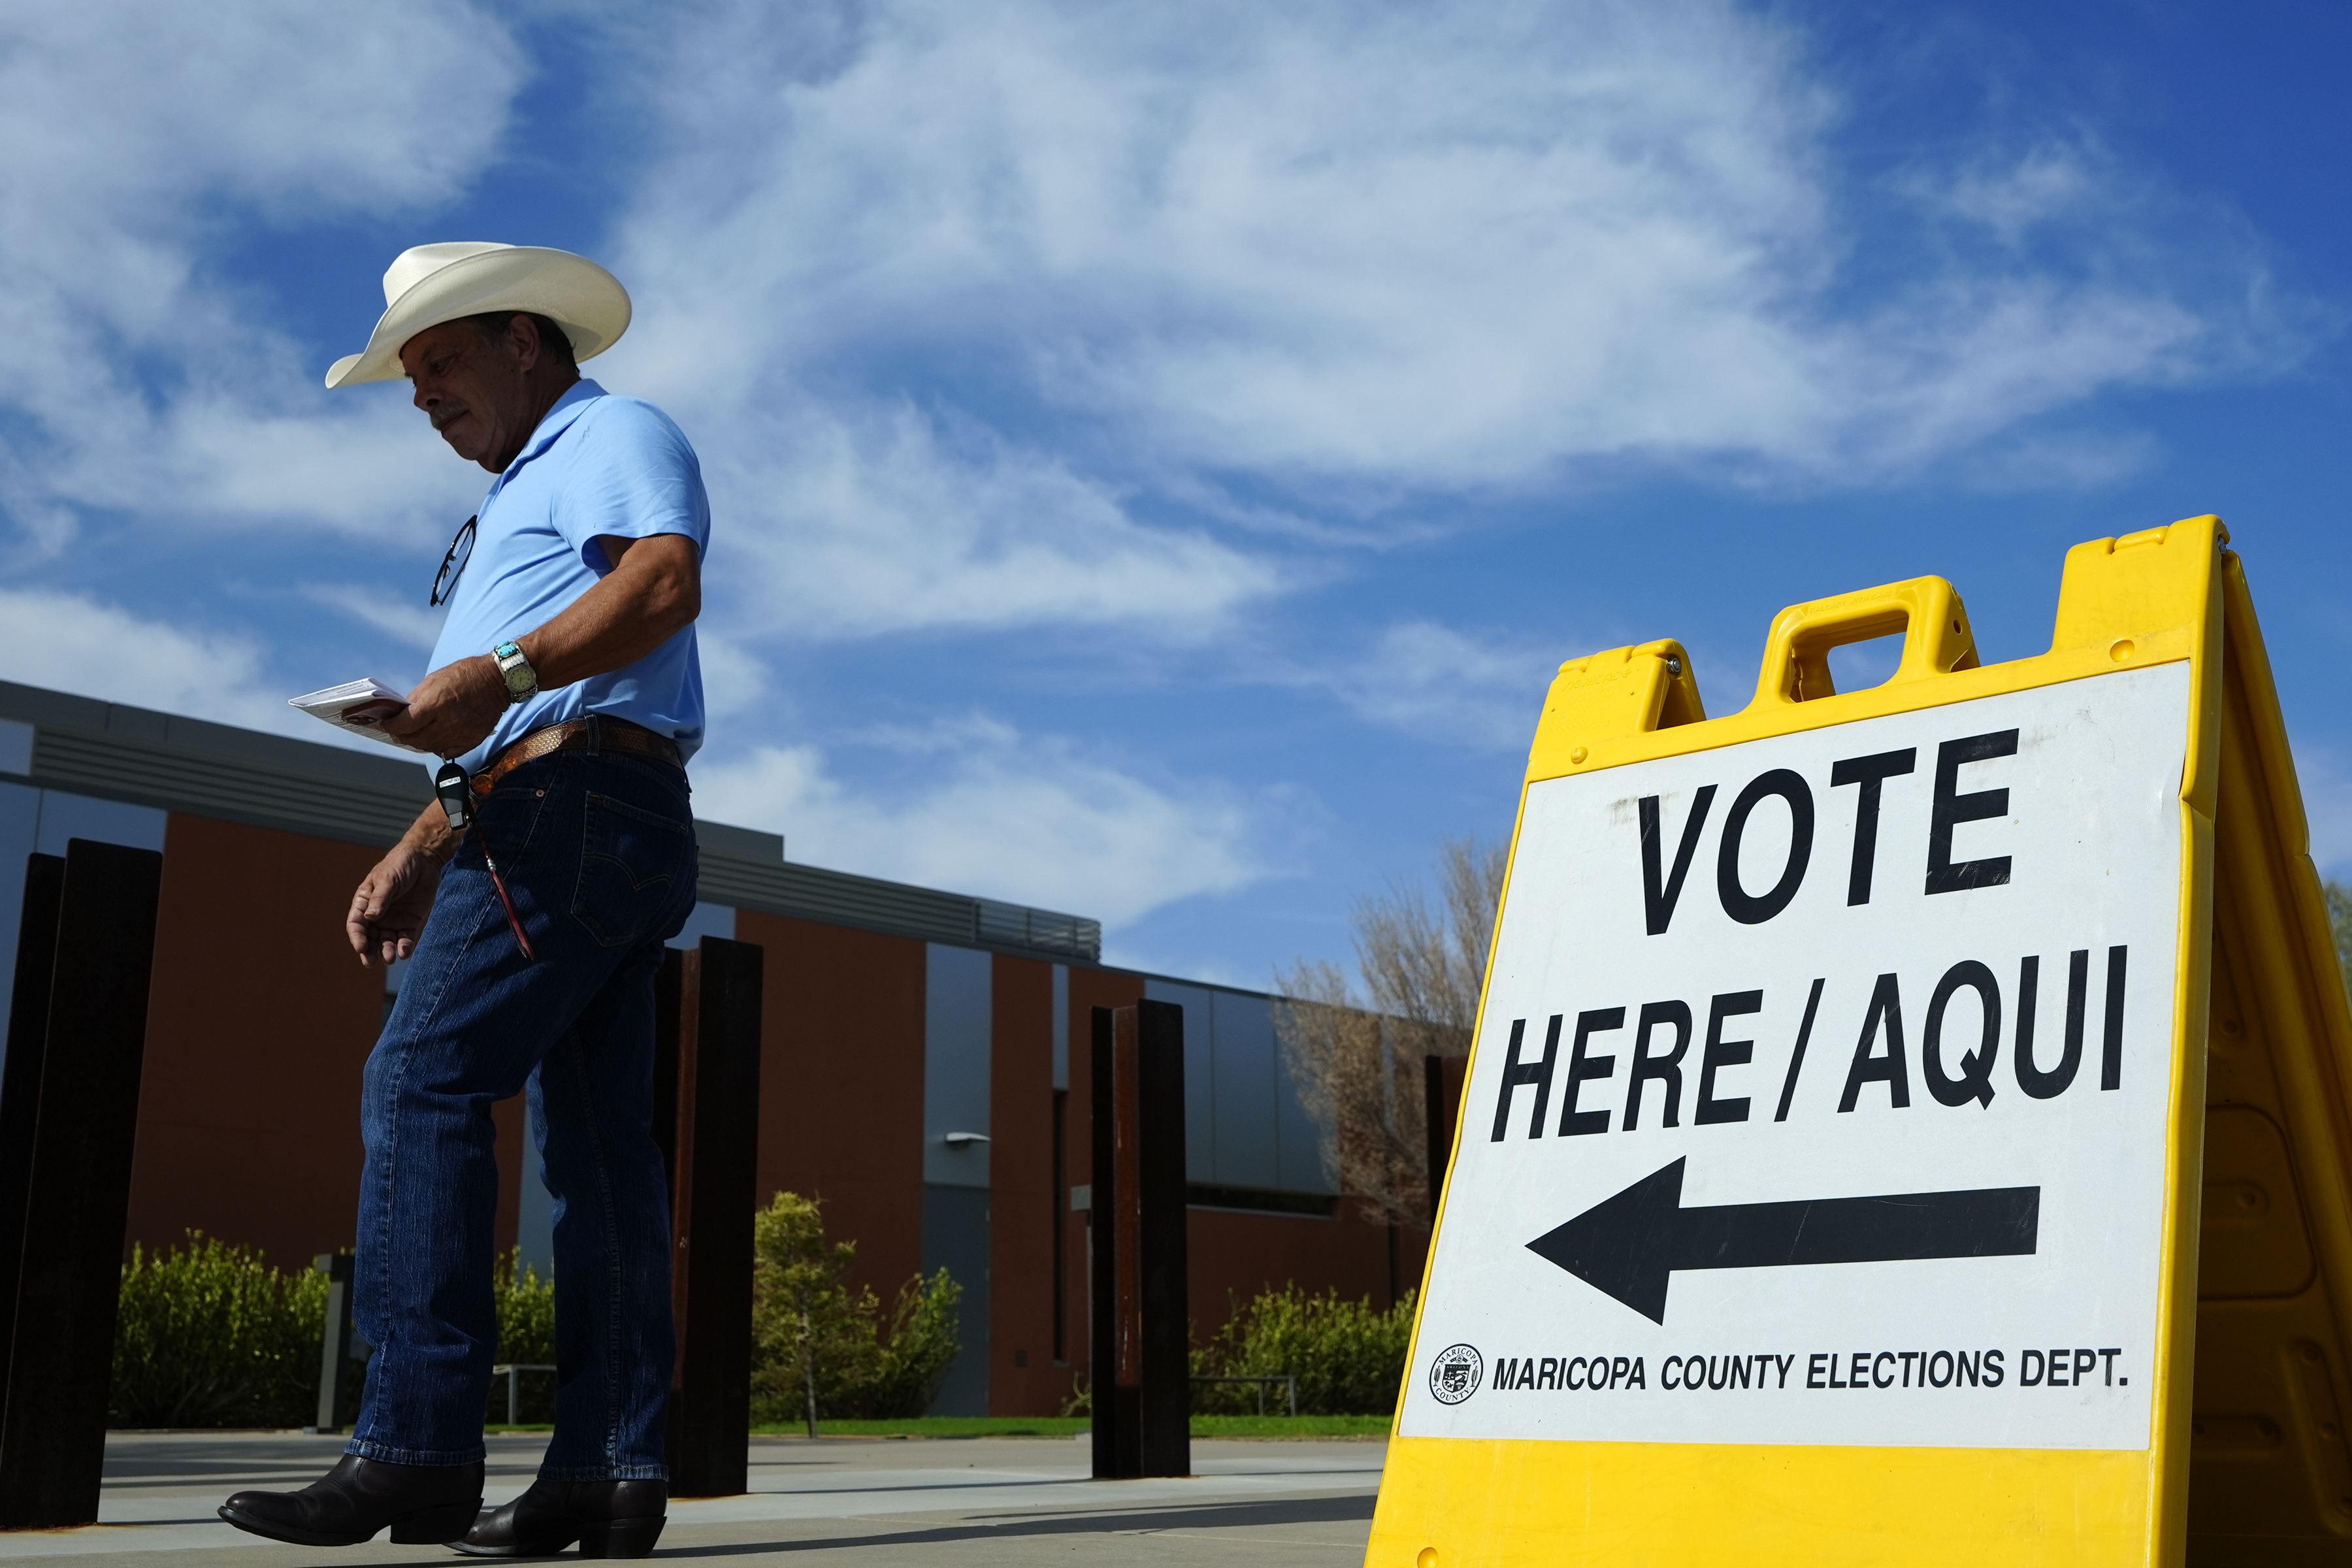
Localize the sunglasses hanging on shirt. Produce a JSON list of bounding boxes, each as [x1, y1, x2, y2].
[[431, 515, 476, 606]]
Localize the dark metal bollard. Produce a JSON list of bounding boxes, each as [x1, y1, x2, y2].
[[1424, 1053, 1466, 1211], [0, 840, 165, 1529], [308, 1253, 358, 1434], [0, 855, 65, 1403], [655, 937, 763, 1498], [1089, 1000, 1189, 1480]]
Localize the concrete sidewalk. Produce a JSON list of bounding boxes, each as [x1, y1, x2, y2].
[[0, 1432, 1384, 1565]]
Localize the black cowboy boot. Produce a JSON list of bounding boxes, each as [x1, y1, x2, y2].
[[220, 1453, 483, 1547], [452, 1477, 668, 1558]]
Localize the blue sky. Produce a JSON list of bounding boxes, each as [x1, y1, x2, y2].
[[2, 1, 2345, 989]]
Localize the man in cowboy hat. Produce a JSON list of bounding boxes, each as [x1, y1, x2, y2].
[[220, 244, 705, 1558]]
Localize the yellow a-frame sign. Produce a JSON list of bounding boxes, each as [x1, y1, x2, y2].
[[1369, 516, 2352, 1566]]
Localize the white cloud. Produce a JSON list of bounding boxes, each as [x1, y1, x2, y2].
[[596, 0, 2292, 509], [155, 399, 487, 542], [1311, 621, 1559, 750], [297, 585, 451, 652], [692, 627, 771, 722], [689, 717, 1269, 923], [0, 2, 519, 549], [1933, 146, 2100, 248], [693, 393, 1282, 642]]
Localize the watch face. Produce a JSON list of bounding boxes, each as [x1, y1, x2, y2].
[[495, 643, 532, 696]]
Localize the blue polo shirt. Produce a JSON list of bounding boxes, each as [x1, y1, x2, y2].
[[426, 379, 709, 773]]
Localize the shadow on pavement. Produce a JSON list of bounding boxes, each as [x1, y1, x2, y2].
[[660, 1490, 1377, 1558]]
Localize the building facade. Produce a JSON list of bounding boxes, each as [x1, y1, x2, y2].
[[0, 681, 1423, 1416]]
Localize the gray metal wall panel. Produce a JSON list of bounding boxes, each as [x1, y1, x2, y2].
[[1144, 980, 1217, 1183], [694, 821, 781, 862], [1051, 965, 1068, 1092], [0, 719, 31, 777], [1209, 989, 1283, 1190], [698, 857, 1103, 963], [0, 683, 110, 733], [0, 781, 37, 1068], [924, 945, 992, 1188], [921, 1184, 991, 1416], [976, 900, 1100, 958], [697, 853, 1107, 962], [1275, 1034, 1333, 1194], [700, 857, 977, 946], [31, 728, 427, 849]]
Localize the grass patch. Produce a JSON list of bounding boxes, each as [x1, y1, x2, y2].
[[1190, 1414, 1390, 1438], [753, 1416, 1089, 1438], [745, 1414, 1389, 1439]]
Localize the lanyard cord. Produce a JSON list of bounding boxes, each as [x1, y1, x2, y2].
[[473, 825, 537, 962]]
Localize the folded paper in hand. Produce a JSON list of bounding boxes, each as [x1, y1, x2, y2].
[[288, 678, 427, 752]]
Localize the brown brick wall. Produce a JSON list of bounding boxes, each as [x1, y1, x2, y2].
[[734, 909, 926, 1299], [127, 815, 382, 1271], [986, 955, 1061, 1414]]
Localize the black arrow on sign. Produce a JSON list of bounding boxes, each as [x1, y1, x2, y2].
[[1526, 1158, 2039, 1324]]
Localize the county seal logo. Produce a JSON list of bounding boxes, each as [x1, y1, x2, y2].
[[1429, 1343, 1482, 1405]]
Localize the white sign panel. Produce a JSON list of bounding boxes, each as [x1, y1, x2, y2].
[[1405, 663, 2189, 1451]]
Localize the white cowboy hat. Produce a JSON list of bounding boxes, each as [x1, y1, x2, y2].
[[324, 242, 631, 389]]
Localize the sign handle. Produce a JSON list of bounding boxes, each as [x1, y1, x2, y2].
[[1751, 575, 1980, 706]]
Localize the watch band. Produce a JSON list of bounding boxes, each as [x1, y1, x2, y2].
[[493, 640, 538, 704]]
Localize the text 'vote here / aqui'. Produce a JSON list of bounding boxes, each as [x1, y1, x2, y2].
[[1493, 725, 2143, 1138]]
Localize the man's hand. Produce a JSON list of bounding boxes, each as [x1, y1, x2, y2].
[[383, 653, 508, 759], [349, 807, 461, 967]]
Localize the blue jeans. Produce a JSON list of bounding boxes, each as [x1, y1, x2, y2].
[[348, 748, 696, 1478]]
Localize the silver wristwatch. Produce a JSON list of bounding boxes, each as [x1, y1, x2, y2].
[[492, 640, 538, 704]]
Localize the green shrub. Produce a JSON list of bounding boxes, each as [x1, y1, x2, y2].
[[113, 1200, 970, 1431], [1190, 1283, 1416, 1416], [747, 1192, 961, 1428], [110, 1233, 329, 1428], [863, 1266, 964, 1418], [111, 1235, 571, 1429], [486, 1251, 557, 1424]]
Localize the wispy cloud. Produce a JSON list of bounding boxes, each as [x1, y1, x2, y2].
[[696, 393, 1284, 643], [688, 715, 1272, 923], [297, 585, 449, 651], [0, 1, 519, 553], [1305, 621, 1560, 751], [595, 0, 2300, 514]]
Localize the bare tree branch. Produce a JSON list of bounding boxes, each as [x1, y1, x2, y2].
[[1275, 836, 1507, 1227]]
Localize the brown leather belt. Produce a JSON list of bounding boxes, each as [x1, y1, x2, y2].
[[471, 715, 682, 796]]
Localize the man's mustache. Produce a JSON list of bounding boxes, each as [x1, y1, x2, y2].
[[429, 403, 471, 432]]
